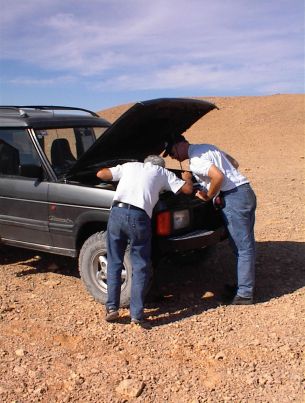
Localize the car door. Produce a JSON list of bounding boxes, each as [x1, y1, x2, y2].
[[0, 128, 52, 247]]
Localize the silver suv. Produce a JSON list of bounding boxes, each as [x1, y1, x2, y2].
[[0, 99, 226, 306]]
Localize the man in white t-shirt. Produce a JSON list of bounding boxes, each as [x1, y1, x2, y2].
[[164, 136, 257, 305], [96, 155, 193, 328]]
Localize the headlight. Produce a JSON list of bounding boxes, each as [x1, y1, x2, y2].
[[173, 209, 190, 230]]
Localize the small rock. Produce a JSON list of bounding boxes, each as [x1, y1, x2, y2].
[[253, 339, 261, 346], [15, 348, 25, 357], [0, 386, 8, 394], [76, 353, 86, 360], [13, 366, 26, 375], [201, 291, 214, 299], [33, 385, 48, 395], [116, 379, 145, 398], [46, 279, 61, 287], [75, 376, 85, 386], [215, 352, 225, 360]]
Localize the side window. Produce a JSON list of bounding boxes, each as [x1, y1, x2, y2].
[[0, 129, 43, 178], [74, 128, 96, 156], [41, 129, 77, 176], [37, 127, 96, 176], [93, 127, 107, 139]]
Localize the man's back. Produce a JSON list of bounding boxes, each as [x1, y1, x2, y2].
[[111, 161, 184, 218], [188, 144, 248, 192]]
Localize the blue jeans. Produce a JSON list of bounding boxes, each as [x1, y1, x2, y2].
[[106, 206, 152, 320], [221, 183, 257, 298]]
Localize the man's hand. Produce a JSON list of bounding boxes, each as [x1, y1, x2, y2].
[[181, 171, 193, 181], [96, 167, 113, 181], [180, 171, 193, 194], [195, 190, 210, 201]]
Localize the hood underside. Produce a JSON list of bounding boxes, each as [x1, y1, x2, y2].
[[67, 98, 217, 177]]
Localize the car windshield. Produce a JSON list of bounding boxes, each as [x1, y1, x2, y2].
[[34, 127, 107, 177]]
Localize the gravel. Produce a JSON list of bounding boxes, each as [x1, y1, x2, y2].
[[0, 94, 304, 402]]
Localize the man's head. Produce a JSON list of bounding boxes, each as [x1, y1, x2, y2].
[[144, 155, 165, 167], [163, 135, 189, 162]]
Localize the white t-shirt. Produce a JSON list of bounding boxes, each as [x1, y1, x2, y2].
[[110, 161, 185, 218], [189, 144, 249, 192]]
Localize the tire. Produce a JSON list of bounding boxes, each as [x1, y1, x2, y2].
[[79, 231, 132, 307]]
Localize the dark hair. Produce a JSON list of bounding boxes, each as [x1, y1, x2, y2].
[[163, 135, 186, 157]]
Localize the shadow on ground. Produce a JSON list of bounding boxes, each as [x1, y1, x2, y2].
[[145, 240, 305, 326], [1, 240, 304, 326], [0, 245, 78, 277]]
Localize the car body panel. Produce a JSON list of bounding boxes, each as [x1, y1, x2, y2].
[[47, 182, 113, 250], [0, 176, 51, 245]]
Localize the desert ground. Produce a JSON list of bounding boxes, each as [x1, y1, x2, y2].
[[0, 94, 304, 402]]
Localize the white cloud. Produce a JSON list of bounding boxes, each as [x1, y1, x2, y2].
[[94, 57, 303, 95], [7, 75, 75, 86], [1, 0, 304, 100]]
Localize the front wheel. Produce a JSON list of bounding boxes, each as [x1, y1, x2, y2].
[[79, 231, 132, 307]]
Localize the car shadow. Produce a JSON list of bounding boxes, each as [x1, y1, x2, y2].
[[0, 245, 79, 277], [1, 240, 304, 327], [146, 239, 305, 326]]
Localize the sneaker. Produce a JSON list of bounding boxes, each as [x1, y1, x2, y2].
[[131, 318, 152, 330], [230, 295, 253, 305], [105, 309, 119, 322]]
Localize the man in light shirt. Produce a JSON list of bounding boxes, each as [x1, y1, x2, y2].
[[164, 136, 257, 305], [97, 155, 193, 328]]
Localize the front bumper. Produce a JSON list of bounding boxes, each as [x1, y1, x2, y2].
[[156, 226, 227, 254]]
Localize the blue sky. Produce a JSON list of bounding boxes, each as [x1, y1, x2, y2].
[[0, 0, 304, 111]]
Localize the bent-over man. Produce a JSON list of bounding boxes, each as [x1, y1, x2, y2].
[[164, 137, 257, 305], [96, 155, 193, 328]]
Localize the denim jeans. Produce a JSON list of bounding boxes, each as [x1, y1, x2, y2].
[[106, 206, 152, 320], [221, 183, 257, 298]]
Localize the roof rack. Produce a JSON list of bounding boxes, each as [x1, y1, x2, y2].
[[0, 105, 99, 118]]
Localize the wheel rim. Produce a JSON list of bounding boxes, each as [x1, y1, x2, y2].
[[92, 252, 127, 293]]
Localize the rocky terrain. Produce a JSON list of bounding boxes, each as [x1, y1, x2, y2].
[[0, 94, 304, 402]]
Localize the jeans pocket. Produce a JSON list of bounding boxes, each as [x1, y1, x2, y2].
[[132, 215, 151, 242]]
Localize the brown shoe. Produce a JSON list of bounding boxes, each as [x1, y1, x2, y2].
[[231, 295, 254, 305], [131, 318, 152, 330], [105, 309, 119, 322]]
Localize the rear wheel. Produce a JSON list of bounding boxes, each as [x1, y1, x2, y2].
[[79, 231, 152, 307], [79, 231, 132, 307]]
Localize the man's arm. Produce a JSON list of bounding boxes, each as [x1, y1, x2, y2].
[[180, 171, 193, 194], [195, 164, 224, 201], [96, 168, 113, 181]]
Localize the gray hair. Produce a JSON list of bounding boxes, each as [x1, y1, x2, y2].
[[144, 155, 165, 168]]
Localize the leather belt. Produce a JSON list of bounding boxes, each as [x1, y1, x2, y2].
[[112, 201, 144, 211], [221, 183, 249, 195]]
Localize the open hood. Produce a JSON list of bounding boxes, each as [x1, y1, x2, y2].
[[66, 98, 217, 177]]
